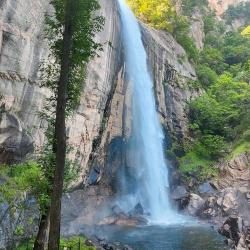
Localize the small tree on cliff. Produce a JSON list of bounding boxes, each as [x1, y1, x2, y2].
[[33, 0, 104, 249]]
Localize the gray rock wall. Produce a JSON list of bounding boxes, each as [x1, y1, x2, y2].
[[0, 0, 124, 185]]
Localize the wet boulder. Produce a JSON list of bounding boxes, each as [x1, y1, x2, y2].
[[171, 185, 189, 210], [186, 193, 205, 215], [112, 205, 126, 216], [218, 216, 250, 250], [172, 185, 188, 200], [129, 203, 144, 217]]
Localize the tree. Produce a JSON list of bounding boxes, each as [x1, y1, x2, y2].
[[31, 0, 104, 249], [47, 0, 75, 248], [199, 47, 227, 74], [196, 65, 217, 88], [241, 26, 250, 38], [127, 0, 174, 30]]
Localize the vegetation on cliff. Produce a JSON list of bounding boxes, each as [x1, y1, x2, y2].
[[181, 5, 250, 179]]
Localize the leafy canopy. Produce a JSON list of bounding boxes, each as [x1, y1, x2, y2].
[[127, 0, 174, 30], [241, 26, 250, 38]]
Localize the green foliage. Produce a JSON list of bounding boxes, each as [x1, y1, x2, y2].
[[222, 32, 250, 66], [189, 73, 250, 139], [170, 14, 199, 62], [178, 151, 219, 181], [42, 0, 104, 115], [60, 237, 95, 250], [176, 32, 199, 62], [126, 0, 199, 61], [196, 64, 217, 87], [225, 127, 250, 159], [0, 162, 48, 208], [199, 47, 227, 74], [199, 135, 227, 159], [241, 26, 250, 38], [127, 0, 174, 30], [203, 12, 216, 34], [15, 236, 95, 250]]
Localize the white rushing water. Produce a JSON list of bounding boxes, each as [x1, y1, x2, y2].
[[117, 0, 178, 223]]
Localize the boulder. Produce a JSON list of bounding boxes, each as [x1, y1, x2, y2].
[[218, 216, 250, 249], [98, 212, 147, 227], [219, 216, 241, 245], [171, 185, 189, 209], [198, 182, 216, 195], [172, 185, 188, 200], [129, 203, 144, 217], [187, 193, 205, 215], [216, 188, 240, 215]]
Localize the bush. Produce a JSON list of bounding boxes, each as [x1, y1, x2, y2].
[[176, 34, 199, 62], [199, 47, 227, 74], [199, 135, 227, 159], [203, 12, 216, 34], [178, 151, 219, 181], [196, 64, 217, 87]]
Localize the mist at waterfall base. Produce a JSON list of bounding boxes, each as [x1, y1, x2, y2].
[[115, 0, 180, 224]]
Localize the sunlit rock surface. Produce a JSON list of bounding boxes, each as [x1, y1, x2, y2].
[[208, 0, 248, 16]]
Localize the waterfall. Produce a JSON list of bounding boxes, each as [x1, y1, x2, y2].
[[117, 0, 177, 223]]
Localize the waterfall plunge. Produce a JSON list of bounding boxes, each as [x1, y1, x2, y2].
[[116, 0, 178, 224]]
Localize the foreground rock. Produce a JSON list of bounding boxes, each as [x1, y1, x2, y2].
[[93, 237, 133, 250], [219, 216, 250, 250], [98, 205, 147, 227], [187, 193, 205, 216], [181, 152, 250, 249]]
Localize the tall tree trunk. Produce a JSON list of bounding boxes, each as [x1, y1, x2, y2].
[[33, 211, 49, 250], [48, 0, 74, 249]]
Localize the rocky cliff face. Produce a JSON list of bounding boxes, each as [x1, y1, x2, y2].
[[0, 0, 124, 185], [0, 0, 51, 163], [0, 0, 197, 186]]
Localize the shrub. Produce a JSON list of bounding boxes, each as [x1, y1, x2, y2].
[[199, 47, 227, 74], [196, 64, 217, 87], [199, 135, 227, 159]]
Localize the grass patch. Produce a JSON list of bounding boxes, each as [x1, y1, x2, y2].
[[179, 151, 219, 182], [229, 141, 250, 159], [227, 129, 250, 159], [15, 236, 95, 250]]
